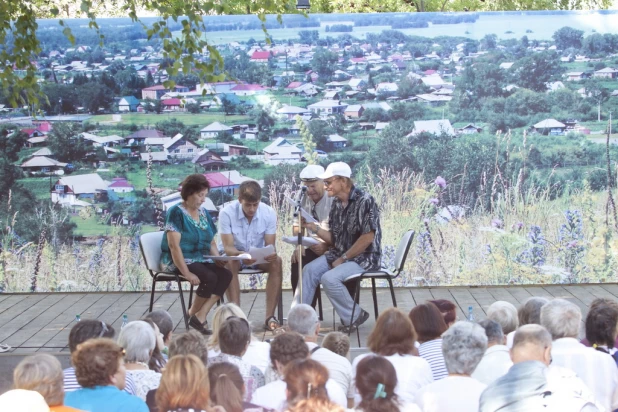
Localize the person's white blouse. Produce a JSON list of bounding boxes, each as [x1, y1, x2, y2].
[[125, 369, 161, 401], [208, 339, 271, 374], [415, 376, 486, 412], [471, 345, 513, 385], [352, 353, 433, 405], [251, 378, 347, 411]]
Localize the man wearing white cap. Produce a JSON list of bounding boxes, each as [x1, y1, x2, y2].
[[299, 162, 382, 332], [291, 164, 334, 307]]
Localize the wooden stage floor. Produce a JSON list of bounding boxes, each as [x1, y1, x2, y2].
[[2, 284, 618, 352]]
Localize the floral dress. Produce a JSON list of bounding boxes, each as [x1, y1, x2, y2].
[[160, 204, 217, 271]]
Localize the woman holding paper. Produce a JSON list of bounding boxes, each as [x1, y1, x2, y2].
[[161, 174, 232, 335]]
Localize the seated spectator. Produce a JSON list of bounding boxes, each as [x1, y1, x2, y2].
[[209, 303, 271, 373], [487, 301, 519, 348], [209, 362, 273, 412], [142, 318, 167, 372], [415, 322, 487, 412], [583, 297, 618, 352], [63, 319, 136, 395], [64, 338, 148, 412], [541, 298, 618, 411], [13, 353, 82, 412], [429, 299, 457, 328], [118, 321, 162, 401], [518, 297, 549, 326], [251, 332, 347, 411], [145, 330, 210, 412], [479, 324, 600, 412], [353, 355, 421, 412], [409, 302, 449, 380], [284, 358, 345, 412], [322, 332, 350, 359], [352, 308, 433, 405], [0, 389, 49, 412], [143, 310, 174, 355], [287, 304, 354, 401], [472, 319, 513, 385], [155, 354, 216, 412], [210, 316, 265, 401]]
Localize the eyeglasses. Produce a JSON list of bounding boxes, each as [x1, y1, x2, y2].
[[323, 178, 338, 187]]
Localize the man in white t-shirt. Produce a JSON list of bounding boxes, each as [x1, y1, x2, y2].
[[472, 319, 513, 385], [251, 332, 346, 411], [287, 304, 354, 406]]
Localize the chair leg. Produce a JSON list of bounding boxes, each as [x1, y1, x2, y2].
[[371, 278, 379, 320], [149, 276, 157, 312], [316, 285, 324, 322], [348, 279, 361, 345], [176, 278, 190, 330], [188, 285, 194, 309], [277, 288, 284, 322], [387, 277, 397, 307]]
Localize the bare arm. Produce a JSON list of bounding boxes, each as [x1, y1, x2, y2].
[[304, 221, 333, 244], [332, 231, 375, 268], [220, 233, 243, 256], [166, 232, 199, 285]]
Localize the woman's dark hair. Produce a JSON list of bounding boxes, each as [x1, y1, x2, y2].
[[409, 302, 448, 343], [68, 320, 115, 353], [429, 299, 457, 326], [180, 174, 210, 201], [586, 299, 618, 349], [355, 355, 400, 412], [270, 332, 309, 369], [208, 362, 244, 412], [142, 318, 166, 373], [367, 308, 416, 356], [219, 317, 251, 356]]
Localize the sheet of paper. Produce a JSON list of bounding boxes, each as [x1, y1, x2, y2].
[[282, 236, 320, 247], [248, 245, 275, 265], [203, 253, 252, 261], [285, 196, 317, 223]]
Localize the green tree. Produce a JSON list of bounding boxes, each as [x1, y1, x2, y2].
[[76, 82, 114, 113], [307, 119, 334, 150], [221, 96, 237, 115], [47, 123, 91, 163], [186, 102, 201, 114], [297, 115, 318, 164], [126, 192, 156, 224], [552, 26, 584, 50], [311, 47, 339, 78], [512, 52, 565, 92], [252, 105, 275, 134]]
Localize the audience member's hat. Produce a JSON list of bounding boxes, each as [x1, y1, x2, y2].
[[300, 165, 325, 181], [319, 162, 352, 179], [0, 390, 49, 412]]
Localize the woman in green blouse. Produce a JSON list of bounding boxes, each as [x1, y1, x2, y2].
[[161, 174, 232, 335]]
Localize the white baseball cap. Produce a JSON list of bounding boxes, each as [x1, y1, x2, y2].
[[319, 162, 352, 179], [299, 165, 325, 181]]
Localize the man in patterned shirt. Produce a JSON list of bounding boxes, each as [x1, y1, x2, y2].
[[298, 162, 381, 332]]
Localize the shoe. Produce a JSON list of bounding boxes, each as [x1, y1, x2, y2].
[[339, 309, 370, 333], [188, 315, 212, 335]]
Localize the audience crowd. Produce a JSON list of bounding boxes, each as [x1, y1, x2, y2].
[[3, 295, 618, 412]]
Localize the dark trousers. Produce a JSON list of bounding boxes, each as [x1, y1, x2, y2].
[[291, 249, 356, 308], [187, 262, 232, 298]]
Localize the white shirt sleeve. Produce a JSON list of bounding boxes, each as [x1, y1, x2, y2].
[[218, 205, 233, 235], [266, 207, 277, 235], [327, 379, 348, 408]]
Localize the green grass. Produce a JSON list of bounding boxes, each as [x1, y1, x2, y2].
[[234, 166, 272, 180], [89, 112, 252, 127], [16, 178, 53, 200], [71, 214, 159, 236]]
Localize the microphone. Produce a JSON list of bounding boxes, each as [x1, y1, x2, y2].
[[295, 186, 307, 203]]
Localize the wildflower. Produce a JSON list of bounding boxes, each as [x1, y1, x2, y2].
[[491, 218, 504, 229], [434, 176, 447, 189], [512, 222, 524, 231], [429, 198, 439, 206]]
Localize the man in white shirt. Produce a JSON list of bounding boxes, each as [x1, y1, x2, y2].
[[287, 304, 354, 406], [250, 332, 347, 411], [541, 298, 618, 412], [472, 319, 513, 385], [479, 324, 600, 412], [219, 181, 283, 330]]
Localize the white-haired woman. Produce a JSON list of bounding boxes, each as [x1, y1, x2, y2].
[[118, 321, 162, 401], [487, 301, 519, 349], [415, 321, 488, 412], [208, 303, 271, 374]]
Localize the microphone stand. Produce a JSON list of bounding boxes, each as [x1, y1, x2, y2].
[[294, 186, 307, 304]]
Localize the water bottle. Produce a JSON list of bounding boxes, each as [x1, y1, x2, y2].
[[468, 306, 475, 322], [121, 314, 128, 328], [75, 314, 81, 322]]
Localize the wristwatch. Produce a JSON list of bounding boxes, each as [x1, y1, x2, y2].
[[341, 253, 348, 262]]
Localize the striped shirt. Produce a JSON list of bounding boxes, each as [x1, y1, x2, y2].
[[419, 339, 448, 381], [63, 367, 137, 395]]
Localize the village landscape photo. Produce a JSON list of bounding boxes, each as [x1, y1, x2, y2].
[[1, 10, 618, 293]]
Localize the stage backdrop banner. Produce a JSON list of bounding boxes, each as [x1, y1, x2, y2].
[[2, 10, 618, 293]]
